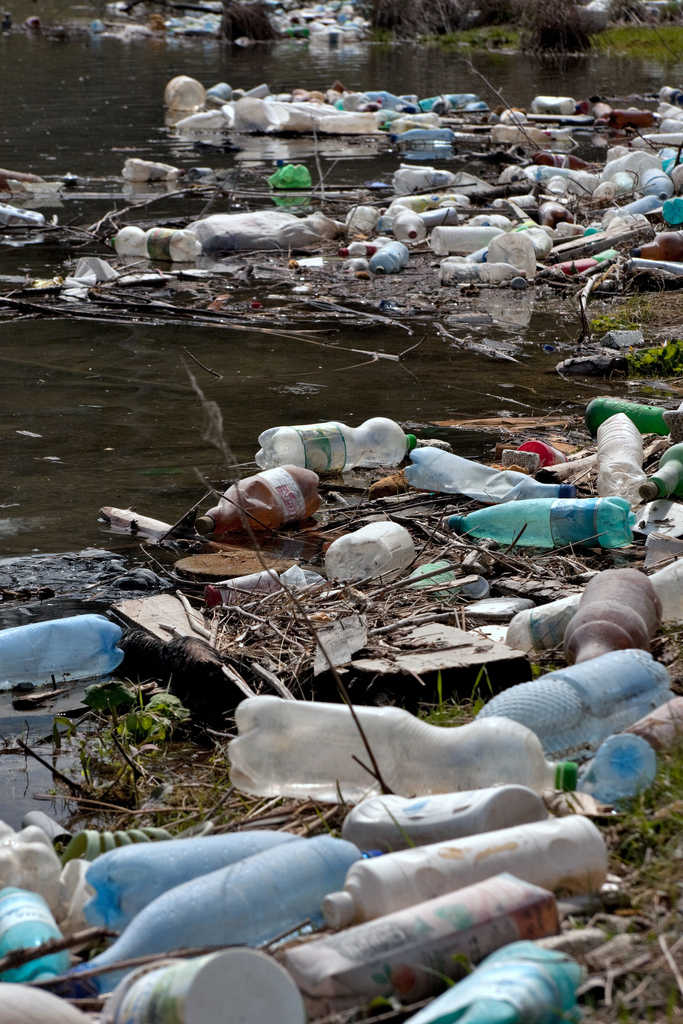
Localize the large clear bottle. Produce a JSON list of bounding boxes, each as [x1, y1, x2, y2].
[[194, 466, 320, 536], [255, 417, 416, 473], [596, 413, 646, 505], [228, 696, 577, 804], [405, 448, 575, 504]]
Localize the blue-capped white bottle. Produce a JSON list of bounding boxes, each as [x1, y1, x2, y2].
[[578, 733, 657, 804], [405, 448, 576, 504]]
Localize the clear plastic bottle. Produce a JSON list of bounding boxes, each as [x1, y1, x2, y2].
[[324, 521, 415, 581], [392, 165, 457, 195], [284, 874, 558, 1003], [255, 417, 416, 473], [228, 696, 578, 804], [112, 225, 147, 257], [530, 95, 576, 114], [368, 241, 409, 273], [0, 614, 123, 689], [430, 225, 505, 256], [506, 594, 582, 653], [585, 396, 670, 437], [440, 259, 520, 285], [419, 206, 461, 228], [625, 695, 683, 749], [122, 158, 180, 182], [345, 205, 380, 236], [322, 815, 606, 928], [640, 441, 683, 500], [578, 734, 656, 804], [204, 565, 323, 608], [639, 166, 674, 200], [447, 496, 635, 549], [164, 74, 206, 111], [391, 207, 427, 243], [341, 786, 547, 852], [78, 836, 360, 994], [405, 448, 576, 504], [0, 888, 70, 982], [342, 257, 370, 273], [486, 231, 536, 277], [145, 227, 201, 262], [401, 941, 582, 1024], [194, 466, 320, 536], [83, 830, 294, 931], [477, 649, 672, 760], [596, 413, 646, 505], [649, 559, 683, 621], [563, 568, 661, 663], [0, 203, 46, 227]]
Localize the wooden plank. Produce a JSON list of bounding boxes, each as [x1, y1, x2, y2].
[[547, 224, 654, 264], [113, 593, 208, 642]]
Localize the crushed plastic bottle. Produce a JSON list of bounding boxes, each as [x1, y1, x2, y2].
[[324, 521, 416, 581], [596, 413, 646, 505], [405, 448, 575, 504]]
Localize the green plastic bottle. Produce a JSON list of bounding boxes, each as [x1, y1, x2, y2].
[[585, 396, 670, 437], [640, 441, 683, 500], [267, 164, 312, 190]]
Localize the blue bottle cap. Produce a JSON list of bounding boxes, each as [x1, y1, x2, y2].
[[558, 483, 577, 498]]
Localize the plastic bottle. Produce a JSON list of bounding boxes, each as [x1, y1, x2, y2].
[[164, 75, 206, 111], [439, 259, 521, 285], [256, 417, 416, 473], [419, 206, 461, 228], [640, 441, 683, 500], [0, 823, 63, 915], [391, 207, 427, 242], [626, 695, 683, 749], [662, 197, 683, 226], [401, 941, 583, 1024], [0, 614, 123, 689], [638, 166, 674, 200], [517, 440, 566, 467], [0, 888, 70, 982], [145, 227, 201, 262], [430, 225, 505, 256], [267, 163, 311, 189], [228, 696, 578, 804], [339, 241, 377, 258], [392, 165, 458, 195], [83, 830, 294, 932], [393, 127, 456, 147], [324, 521, 415, 582], [0, 983, 90, 1023], [533, 151, 591, 169], [204, 565, 322, 608], [419, 94, 483, 113], [563, 568, 661, 664], [632, 230, 683, 261], [112, 225, 147, 257], [194, 466, 320, 536], [122, 158, 180, 182], [648, 559, 683, 621], [578, 733, 656, 804], [660, 86, 683, 106], [0, 203, 46, 227], [585, 396, 670, 436], [78, 836, 360, 994], [595, 412, 646, 505], [447, 496, 635, 549], [405, 448, 575, 504], [486, 231, 537, 277], [506, 593, 582, 653], [608, 108, 657, 129], [369, 240, 409, 273], [284, 874, 558, 1003], [531, 95, 576, 114], [538, 201, 574, 229], [345, 205, 379, 236], [341, 786, 547, 852], [323, 815, 605, 929], [477, 649, 672, 760]]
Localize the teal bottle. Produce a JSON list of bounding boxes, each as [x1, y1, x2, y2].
[[447, 497, 635, 549], [0, 887, 70, 982], [640, 441, 683, 500], [585, 396, 669, 437]]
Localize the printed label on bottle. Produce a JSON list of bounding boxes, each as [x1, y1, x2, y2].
[[0, 891, 55, 941], [118, 956, 214, 1024], [550, 499, 600, 548], [293, 423, 347, 473], [263, 467, 307, 522], [145, 228, 174, 261]]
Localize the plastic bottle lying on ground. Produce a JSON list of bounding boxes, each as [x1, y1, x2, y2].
[[402, 941, 583, 1024], [341, 786, 547, 852], [0, 614, 123, 689], [440, 259, 521, 285], [369, 240, 409, 273], [284, 874, 558, 1003], [640, 441, 683, 500], [596, 412, 646, 505], [405, 448, 576, 504], [0, 887, 70, 982], [563, 568, 661, 664], [578, 733, 657, 804], [228, 696, 578, 804], [430, 225, 505, 255], [0, 983, 89, 1023], [255, 417, 416, 473], [323, 815, 606, 928], [324, 521, 415, 581], [626, 695, 683, 749], [585, 396, 671, 436], [477, 649, 672, 760], [194, 466, 320, 536], [205, 565, 324, 608]]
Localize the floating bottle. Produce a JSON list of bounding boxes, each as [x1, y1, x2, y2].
[[255, 417, 416, 473], [322, 816, 606, 929], [577, 733, 657, 805], [0, 887, 70, 983], [145, 227, 202, 262], [596, 413, 646, 505], [324, 521, 415, 582], [585, 396, 670, 436], [405, 448, 575, 504], [447, 496, 635, 549], [0, 614, 123, 690], [477, 649, 672, 760], [640, 441, 683, 500], [563, 568, 661, 663], [607, 109, 657, 130], [228, 696, 578, 804], [439, 259, 521, 285], [194, 466, 320, 536]]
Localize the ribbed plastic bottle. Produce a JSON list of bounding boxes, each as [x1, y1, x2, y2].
[[322, 815, 606, 929], [255, 417, 416, 473], [0, 887, 70, 982], [626, 695, 683, 749], [585, 396, 670, 437], [447, 496, 635, 549], [341, 786, 547, 852], [194, 466, 320, 536], [596, 413, 647, 505], [477, 649, 672, 760], [228, 696, 578, 804], [405, 448, 575, 504], [112, 225, 147, 257], [83, 830, 295, 931], [76, 835, 360, 994], [284, 874, 558, 1003], [401, 941, 583, 1024], [324, 521, 416, 582], [563, 568, 661, 663], [640, 441, 683, 500], [145, 227, 201, 262], [578, 733, 657, 804], [0, 614, 123, 689], [368, 241, 409, 274]]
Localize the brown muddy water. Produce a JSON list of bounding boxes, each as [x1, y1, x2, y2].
[[0, 24, 682, 823]]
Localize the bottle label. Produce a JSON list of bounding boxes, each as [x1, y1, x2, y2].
[[550, 499, 599, 547], [0, 890, 55, 940], [262, 467, 307, 522], [293, 423, 347, 473], [145, 228, 175, 260]]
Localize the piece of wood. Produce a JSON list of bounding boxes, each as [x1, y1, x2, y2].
[[99, 506, 172, 541], [113, 593, 208, 641], [493, 576, 584, 603], [174, 549, 295, 579], [547, 223, 654, 264], [314, 614, 367, 675], [432, 415, 571, 431]]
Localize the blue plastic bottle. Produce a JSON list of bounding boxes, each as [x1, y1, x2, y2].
[[393, 127, 457, 146], [369, 241, 409, 274], [0, 887, 70, 982], [404, 940, 583, 1024], [0, 614, 123, 689], [578, 733, 657, 804], [78, 835, 361, 993], [447, 496, 635, 549], [406, 448, 575, 504], [477, 649, 672, 760], [84, 829, 295, 931], [614, 194, 663, 218]]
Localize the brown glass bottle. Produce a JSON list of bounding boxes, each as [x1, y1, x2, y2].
[[195, 466, 320, 536], [607, 109, 657, 130], [532, 152, 590, 170], [632, 231, 683, 261], [538, 202, 575, 229], [563, 568, 661, 664]]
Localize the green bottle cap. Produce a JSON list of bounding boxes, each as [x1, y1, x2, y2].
[[405, 433, 417, 452], [555, 761, 578, 791]]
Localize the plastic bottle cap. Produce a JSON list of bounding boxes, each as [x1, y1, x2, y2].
[[558, 484, 577, 498], [446, 514, 466, 534], [639, 479, 662, 502], [194, 514, 215, 535], [322, 889, 355, 929], [556, 761, 578, 791], [405, 433, 417, 452]]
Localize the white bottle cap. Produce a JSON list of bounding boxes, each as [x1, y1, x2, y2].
[[322, 889, 356, 929]]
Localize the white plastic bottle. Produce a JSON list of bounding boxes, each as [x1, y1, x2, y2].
[[392, 207, 427, 243], [322, 815, 607, 928], [122, 158, 181, 182], [392, 165, 458, 195], [430, 225, 505, 256], [0, 204, 46, 227], [256, 417, 417, 473], [112, 225, 147, 257], [530, 95, 576, 115], [324, 522, 415, 582], [506, 593, 582, 653], [404, 448, 575, 504], [649, 558, 683, 621], [0, 823, 64, 915], [596, 413, 646, 505], [341, 786, 547, 852], [227, 697, 578, 804], [145, 227, 202, 262], [369, 241, 409, 273]]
